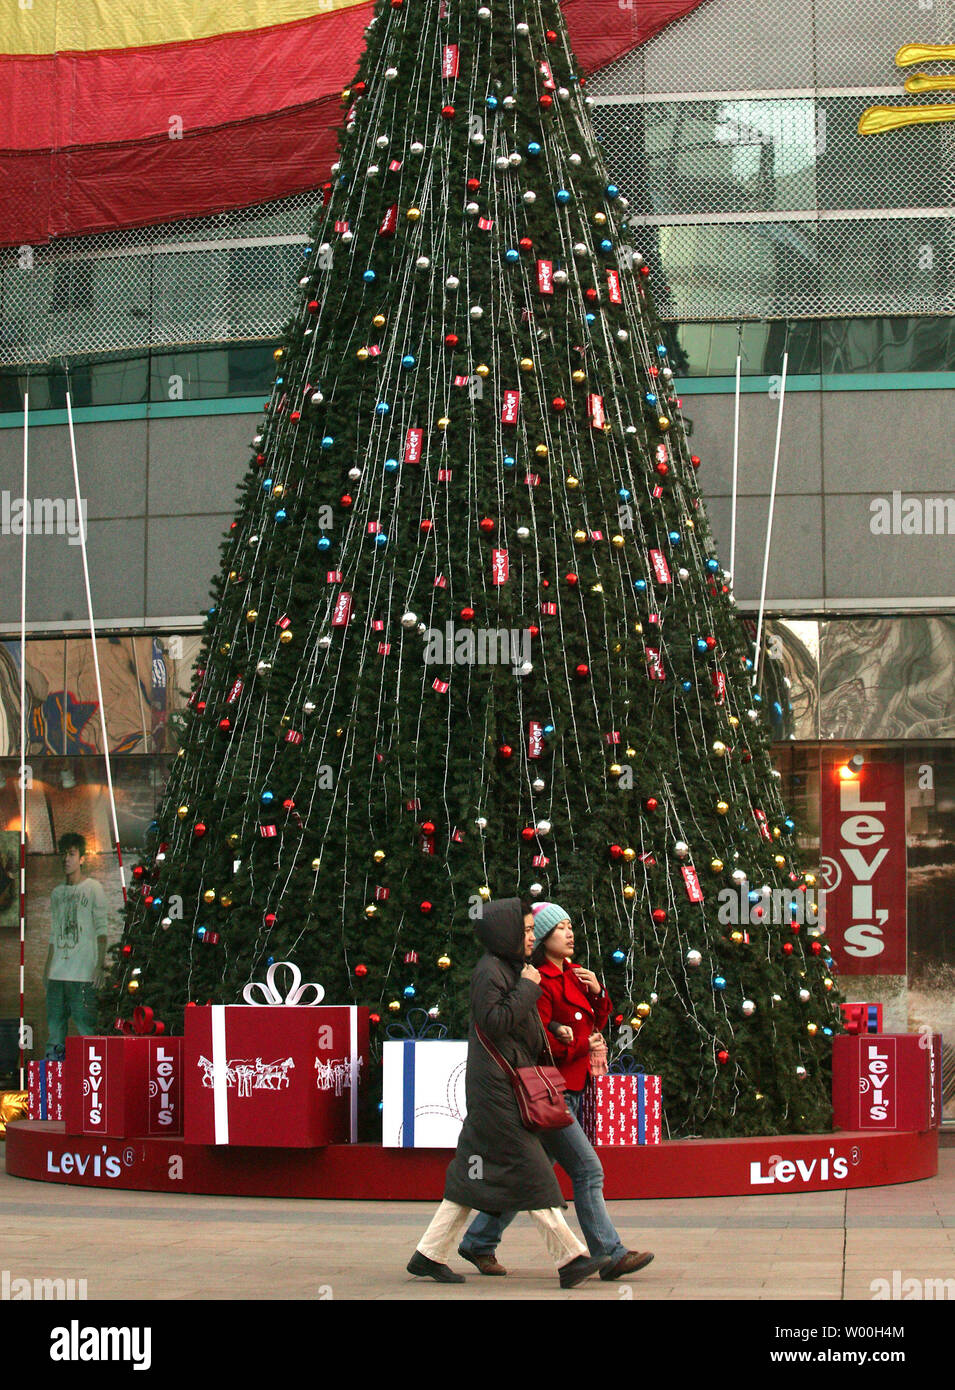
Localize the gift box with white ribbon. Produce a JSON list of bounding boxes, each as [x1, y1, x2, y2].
[[183, 962, 368, 1147], [382, 1012, 467, 1147]]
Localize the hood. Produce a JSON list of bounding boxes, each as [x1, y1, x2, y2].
[[475, 897, 526, 965]]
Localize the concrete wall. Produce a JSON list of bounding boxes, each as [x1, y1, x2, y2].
[[1, 385, 953, 632]]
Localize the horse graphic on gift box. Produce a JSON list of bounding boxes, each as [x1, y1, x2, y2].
[[196, 1055, 295, 1098]]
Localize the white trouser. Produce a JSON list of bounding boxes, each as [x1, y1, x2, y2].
[[416, 1198, 588, 1268]]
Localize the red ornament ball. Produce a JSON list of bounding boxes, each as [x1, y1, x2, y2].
[[782, 942, 794, 955], [552, 397, 566, 412], [460, 607, 475, 621], [521, 827, 536, 841], [499, 744, 513, 759], [193, 822, 207, 838], [639, 265, 650, 277], [717, 1049, 730, 1065], [479, 517, 495, 533], [546, 28, 558, 42], [609, 844, 624, 860], [218, 718, 231, 733], [340, 494, 353, 508], [566, 573, 578, 586], [420, 519, 434, 533], [575, 663, 589, 678], [691, 455, 701, 469], [652, 908, 667, 924], [442, 105, 456, 120], [283, 798, 295, 811], [811, 941, 823, 955], [539, 94, 553, 109], [307, 300, 319, 314], [705, 636, 717, 650], [655, 462, 669, 477], [585, 287, 598, 302], [518, 237, 533, 251], [133, 866, 144, 880], [528, 624, 540, 638], [445, 333, 459, 348], [354, 964, 368, 978], [421, 821, 436, 835], [264, 912, 277, 928], [420, 901, 433, 914], [369, 1013, 381, 1024], [466, 178, 480, 193], [644, 798, 659, 813]]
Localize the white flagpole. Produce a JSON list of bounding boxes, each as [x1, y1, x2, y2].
[[64, 391, 128, 907], [18, 394, 29, 1088], [729, 339, 741, 587], [752, 350, 788, 690]]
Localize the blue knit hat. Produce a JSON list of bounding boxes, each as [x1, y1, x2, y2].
[[531, 902, 571, 942]]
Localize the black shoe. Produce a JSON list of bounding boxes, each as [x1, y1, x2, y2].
[[458, 1246, 508, 1275], [407, 1250, 466, 1283], [558, 1254, 609, 1289]]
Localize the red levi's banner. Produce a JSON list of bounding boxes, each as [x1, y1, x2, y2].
[[819, 757, 907, 976], [404, 429, 423, 463], [378, 204, 398, 237], [528, 721, 544, 758], [588, 394, 605, 429], [501, 390, 520, 425], [681, 865, 703, 902], [442, 44, 459, 77], [537, 260, 554, 294], [606, 269, 622, 303], [331, 592, 352, 627], [649, 549, 671, 584], [492, 550, 509, 585]]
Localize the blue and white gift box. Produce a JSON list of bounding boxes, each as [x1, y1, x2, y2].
[[382, 1011, 467, 1148]]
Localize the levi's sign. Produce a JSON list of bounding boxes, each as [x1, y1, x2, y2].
[[819, 759, 906, 975]]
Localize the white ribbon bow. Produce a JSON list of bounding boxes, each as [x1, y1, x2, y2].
[[242, 960, 326, 1007]]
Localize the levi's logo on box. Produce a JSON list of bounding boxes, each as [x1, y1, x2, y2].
[[148, 1043, 181, 1132], [859, 1038, 895, 1127], [82, 1041, 106, 1130]]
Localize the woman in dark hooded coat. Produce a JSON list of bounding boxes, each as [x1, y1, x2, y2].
[[407, 897, 607, 1287]]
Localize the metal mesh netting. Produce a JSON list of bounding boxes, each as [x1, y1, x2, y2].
[[590, 0, 955, 320], [3, 0, 954, 365], [1, 199, 314, 368]]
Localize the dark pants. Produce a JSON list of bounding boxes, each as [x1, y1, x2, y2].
[[45, 980, 98, 1058]]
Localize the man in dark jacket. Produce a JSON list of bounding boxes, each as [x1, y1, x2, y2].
[[407, 897, 608, 1287]]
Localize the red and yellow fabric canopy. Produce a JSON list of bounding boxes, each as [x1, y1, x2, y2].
[[1, 0, 707, 246]]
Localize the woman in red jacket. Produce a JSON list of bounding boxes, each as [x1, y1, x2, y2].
[[458, 902, 654, 1281]]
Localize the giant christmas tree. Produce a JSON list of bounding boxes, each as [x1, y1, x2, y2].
[[105, 0, 843, 1137]]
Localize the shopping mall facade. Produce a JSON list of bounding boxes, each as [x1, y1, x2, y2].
[[0, 0, 952, 1114]]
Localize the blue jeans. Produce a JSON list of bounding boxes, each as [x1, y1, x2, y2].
[[460, 1088, 627, 1263], [45, 980, 98, 1058]]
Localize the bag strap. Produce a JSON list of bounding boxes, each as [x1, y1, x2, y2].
[[475, 1025, 519, 1080]]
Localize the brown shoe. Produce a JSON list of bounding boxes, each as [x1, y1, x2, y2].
[[600, 1250, 654, 1280], [458, 1246, 507, 1276]]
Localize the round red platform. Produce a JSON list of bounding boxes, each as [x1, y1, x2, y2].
[[4, 1121, 938, 1199]]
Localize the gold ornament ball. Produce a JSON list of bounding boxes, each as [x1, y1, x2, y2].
[[629, 1016, 643, 1030], [805, 873, 816, 887], [364, 904, 377, 918], [712, 740, 727, 757], [246, 608, 258, 622], [128, 979, 140, 994], [625, 746, 636, 758], [387, 1000, 401, 1013], [611, 534, 625, 548], [594, 211, 607, 225], [728, 715, 739, 728], [406, 207, 421, 221], [535, 443, 549, 458], [475, 363, 490, 378], [716, 800, 729, 815], [823, 977, 834, 991], [372, 313, 387, 327], [590, 582, 604, 594], [636, 1002, 651, 1018], [566, 475, 579, 488], [203, 889, 216, 904], [273, 348, 284, 361], [356, 347, 369, 361], [774, 854, 786, 867], [311, 857, 321, 871], [657, 416, 670, 430], [622, 847, 636, 862], [220, 894, 233, 908], [437, 416, 451, 431], [280, 630, 294, 645], [772, 825, 781, 838], [634, 622, 643, 635], [519, 357, 534, 372], [571, 369, 586, 384], [730, 930, 744, 943], [437, 955, 452, 970], [574, 529, 588, 543], [373, 849, 386, 863], [623, 885, 636, 900], [228, 570, 237, 582], [479, 886, 492, 901], [219, 643, 231, 655], [710, 857, 724, 873], [177, 805, 190, 820], [613, 642, 622, 653], [609, 764, 623, 778], [807, 1022, 818, 1036], [335, 727, 345, 737], [273, 484, 284, 499], [227, 832, 240, 847]]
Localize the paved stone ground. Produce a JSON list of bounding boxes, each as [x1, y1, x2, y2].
[[2, 1151, 954, 1302]]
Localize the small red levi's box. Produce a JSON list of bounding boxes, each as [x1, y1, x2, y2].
[[183, 965, 368, 1147], [63, 1036, 183, 1138], [832, 1033, 943, 1132], [840, 1002, 883, 1034], [579, 1069, 662, 1146]]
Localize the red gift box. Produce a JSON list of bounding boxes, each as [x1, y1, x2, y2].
[[28, 1060, 65, 1120], [184, 1003, 368, 1147], [578, 1073, 662, 1146], [832, 1033, 943, 1132], [63, 1036, 183, 1138], [840, 1002, 883, 1034]]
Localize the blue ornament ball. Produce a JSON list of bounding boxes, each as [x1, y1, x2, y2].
[[261, 791, 274, 805], [401, 354, 416, 369], [556, 189, 571, 204], [527, 142, 541, 156], [317, 536, 331, 551], [713, 975, 727, 990], [605, 184, 620, 198], [384, 457, 399, 472], [668, 530, 682, 545], [505, 248, 520, 263], [612, 949, 626, 964], [362, 269, 376, 283], [403, 985, 416, 999], [375, 533, 388, 547], [321, 436, 335, 449]]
